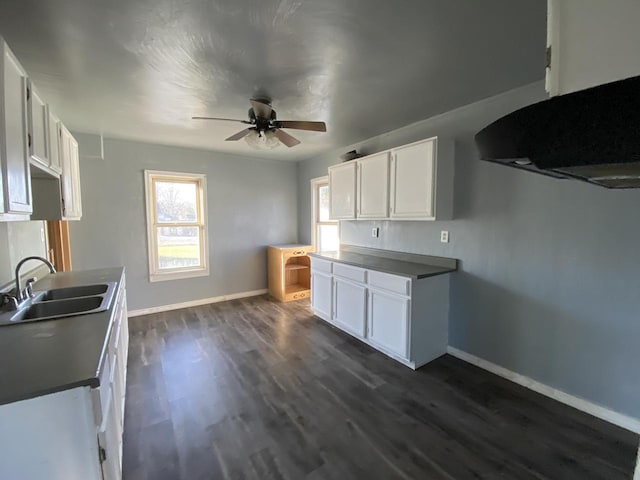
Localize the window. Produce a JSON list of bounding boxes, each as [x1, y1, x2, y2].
[[311, 176, 339, 252], [145, 170, 208, 282]]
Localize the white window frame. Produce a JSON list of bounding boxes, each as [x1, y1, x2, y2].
[[144, 170, 209, 282], [310, 176, 339, 252]]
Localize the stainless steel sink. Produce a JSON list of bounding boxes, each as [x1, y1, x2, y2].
[[0, 281, 117, 326], [18, 296, 103, 321], [39, 284, 109, 301]]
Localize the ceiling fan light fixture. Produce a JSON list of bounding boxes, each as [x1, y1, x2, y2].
[[245, 129, 280, 149]]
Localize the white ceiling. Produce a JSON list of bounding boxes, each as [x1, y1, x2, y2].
[[0, 0, 546, 160]]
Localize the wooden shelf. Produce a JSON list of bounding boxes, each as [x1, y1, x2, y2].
[[285, 264, 309, 271], [285, 284, 309, 294]]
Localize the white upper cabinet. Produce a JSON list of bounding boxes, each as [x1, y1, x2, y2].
[[0, 38, 32, 217], [390, 137, 453, 221], [59, 124, 82, 219], [357, 152, 389, 219], [328, 137, 453, 222], [390, 139, 435, 220], [328, 161, 356, 220], [546, 0, 640, 96], [27, 81, 52, 172], [47, 111, 62, 174]]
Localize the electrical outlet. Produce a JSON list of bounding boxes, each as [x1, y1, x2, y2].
[[371, 227, 380, 238], [440, 230, 449, 243]]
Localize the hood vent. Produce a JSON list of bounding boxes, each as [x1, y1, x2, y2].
[[475, 75, 640, 188]]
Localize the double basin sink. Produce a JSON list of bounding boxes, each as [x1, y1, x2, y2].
[[1, 282, 117, 326]]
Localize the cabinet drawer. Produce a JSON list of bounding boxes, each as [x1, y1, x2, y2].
[[284, 290, 309, 301], [333, 263, 366, 283], [311, 257, 332, 273], [288, 248, 309, 256], [367, 270, 410, 296]]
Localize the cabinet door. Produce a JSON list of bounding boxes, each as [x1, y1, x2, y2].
[[97, 388, 122, 480], [27, 82, 50, 169], [390, 139, 435, 219], [1, 41, 32, 214], [357, 152, 389, 219], [328, 161, 356, 219], [367, 288, 410, 359], [47, 111, 62, 174], [311, 271, 333, 320], [60, 124, 82, 219], [333, 278, 367, 338]]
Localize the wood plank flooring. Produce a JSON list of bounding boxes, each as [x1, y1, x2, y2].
[[122, 295, 638, 480]]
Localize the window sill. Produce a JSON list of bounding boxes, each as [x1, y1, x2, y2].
[[149, 268, 210, 283]]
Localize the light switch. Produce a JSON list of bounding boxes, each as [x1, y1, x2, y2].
[[371, 227, 380, 238], [440, 230, 449, 243]]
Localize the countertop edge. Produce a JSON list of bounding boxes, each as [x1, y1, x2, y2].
[[308, 251, 457, 279]]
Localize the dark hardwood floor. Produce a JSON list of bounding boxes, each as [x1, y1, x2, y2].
[[122, 295, 638, 480]]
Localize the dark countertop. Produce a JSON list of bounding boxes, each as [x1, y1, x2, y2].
[[308, 245, 457, 279], [0, 267, 124, 406]]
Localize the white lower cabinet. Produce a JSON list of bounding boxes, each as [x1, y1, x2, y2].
[[311, 270, 333, 321], [367, 288, 410, 358], [333, 277, 367, 339], [0, 276, 128, 480], [311, 258, 450, 369]]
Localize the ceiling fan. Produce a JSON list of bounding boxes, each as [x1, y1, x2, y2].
[[192, 98, 327, 148]]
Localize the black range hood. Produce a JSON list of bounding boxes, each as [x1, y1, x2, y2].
[[475, 75, 640, 188]]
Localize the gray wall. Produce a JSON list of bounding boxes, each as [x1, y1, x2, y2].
[[70, 137, 298, 311], [296, 81, 640, 419], [0, 221, 47, 289]]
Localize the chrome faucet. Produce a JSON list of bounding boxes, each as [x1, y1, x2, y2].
[[14, 256, 56, 303]]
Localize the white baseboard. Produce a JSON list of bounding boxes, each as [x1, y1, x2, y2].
[[447, 346, 640, 434], [128, 289, 268, 317]]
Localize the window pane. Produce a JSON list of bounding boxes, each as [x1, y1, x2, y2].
[[318, 224, 339, 252], [156, 226, 200, 269], [155, 181, 198, 223], [318, 185, 330, 221]]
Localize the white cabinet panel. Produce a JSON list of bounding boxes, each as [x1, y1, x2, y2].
[[333, 278, 367, 338], [390, 139, 435, 220], [329, 161, 356, 219], [367, 288, 410, 359], [59, 124, 82, 219], [357, 152, 389, 218], [1, 39, 31, 215], [27, 82, 50, 170], [311, 271, 333, 320], [47, 110, 62, 174]]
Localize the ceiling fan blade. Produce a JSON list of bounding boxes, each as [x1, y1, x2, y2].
[[273, 128, 301, 147], [225, 128, 253, 141], [250, 98, 273, 119], [276, 121, 327, 132], [192, 116, 251, 124]]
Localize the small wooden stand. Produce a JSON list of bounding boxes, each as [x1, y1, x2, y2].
[[267, 244, 313, 302]]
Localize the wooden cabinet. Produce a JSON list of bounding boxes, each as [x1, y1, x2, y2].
[[357, 152, 389, 219], [328, 161, 357, 219], [333, 276, 367, 338], [268, 245, 313, 302], [0, 38, 32, 218], [310, 255, 452, 369], [328, 137, 453, 222]]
